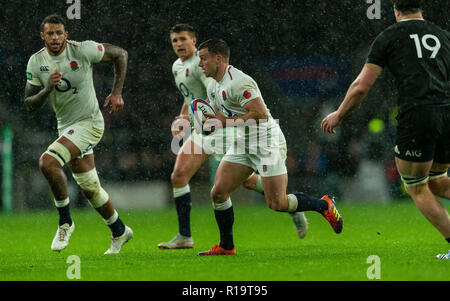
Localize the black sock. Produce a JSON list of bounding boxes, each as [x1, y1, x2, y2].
[[109, 217, 125, 238], [294, 192, 328, 213], [446, 237, 450, 243], [57, 204, 72, 226], [175, 193, 192, 237], [214, 207, 234, 250]]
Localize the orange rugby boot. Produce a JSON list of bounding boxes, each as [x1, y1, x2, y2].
[[197, 243, 236, 256], [320, 195, 343, 234]]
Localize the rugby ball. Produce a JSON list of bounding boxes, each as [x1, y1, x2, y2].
[[189, 98, 217, 135]]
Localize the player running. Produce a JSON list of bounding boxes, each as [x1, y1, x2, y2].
[[24, 14, 132, 254], [159, 24, 308, 249], [196, 38, 343, 256], [321, 0, 450, 260]]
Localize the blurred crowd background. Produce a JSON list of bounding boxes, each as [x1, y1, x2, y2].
[[1, 0, 449, 210]]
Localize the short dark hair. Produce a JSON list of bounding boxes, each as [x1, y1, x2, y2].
[[40, 14, 67, 32], [391, 0, 423, 13], [170, 24, 196, 38], [198, 38, 230, 62]]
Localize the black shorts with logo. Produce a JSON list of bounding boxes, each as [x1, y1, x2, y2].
[[395, 105, 450, 163]]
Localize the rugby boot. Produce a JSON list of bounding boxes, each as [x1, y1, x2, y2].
[[104, 225, 133, 254], [158, 233, 194, 249], [290, 212, 308, 239], [197, 243, 236, 256], [51, 222, 75, 251], [320, 195, 343, 234], [436, 250, 450, 259]]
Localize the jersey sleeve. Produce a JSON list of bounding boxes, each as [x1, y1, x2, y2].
[[26, 56, 42, 86], [366, 31, 389, 68], [231, 76, 262, 107], [80, 40, 105, 64]]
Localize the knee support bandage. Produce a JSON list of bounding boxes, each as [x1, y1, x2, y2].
[[400, 174, 429, 187], [44, 141, 71, 167], [72, 168, 109, 208], [429, 170, 448, 181]]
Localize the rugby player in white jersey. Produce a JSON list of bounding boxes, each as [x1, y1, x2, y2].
[[158, 24, 308, 249], [196, 39, 343, 255], [24, 14, 132, 254]]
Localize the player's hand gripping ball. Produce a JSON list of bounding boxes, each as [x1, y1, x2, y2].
[[189, 98, 217, 135]]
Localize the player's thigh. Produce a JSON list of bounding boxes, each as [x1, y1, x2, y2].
[[394, 157, 432, 178], [213, 160, 254, 199], [261, 174, 288, 207], [172, 138, 210, 180], [59, 120, 104, 159], [68, 154, 95, 174], [430, 162, 450, 173], [434, 106, 450, 164], [395, 157, 433, 196], [395, 106, 440, 163], [428, 162, 450, 195]]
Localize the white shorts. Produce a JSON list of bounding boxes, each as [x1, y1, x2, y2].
[[223, 121, 288, 177], [189, 127, 237, 161], [58, 119, 104, 159]]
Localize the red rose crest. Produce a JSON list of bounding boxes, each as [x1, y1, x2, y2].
[[70, 61, 79, 71], [243, 90, 252, 99]]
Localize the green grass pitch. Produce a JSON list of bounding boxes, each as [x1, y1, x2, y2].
[[0, 201, 449, 281]]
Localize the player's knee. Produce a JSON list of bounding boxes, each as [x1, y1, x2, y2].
[[39, 153, 62, 177], [210, 186, 228, 203], [267, 201, 284, 212], [428, 171, 448, 196], [41, 141, 71, 171], [265, 195, 285, 212], [72, 168, 109, 208], [400, 174, 430, 194], [242, 179, 255, 190], [171, 168, 189, 187]]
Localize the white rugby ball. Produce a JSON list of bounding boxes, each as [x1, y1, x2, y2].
[[189, 98, 217, 135]]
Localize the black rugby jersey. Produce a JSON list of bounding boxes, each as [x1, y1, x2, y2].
[[366, 19, 450, 115]]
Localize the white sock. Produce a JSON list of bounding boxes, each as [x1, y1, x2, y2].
[[104, 210, 119, 225], [173, 184, 190, 198], [54, 197, 70, 208], [213, 197, 232, 211], [287, 194, 298, 213]]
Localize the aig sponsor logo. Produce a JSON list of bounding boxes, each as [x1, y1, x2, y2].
[[394, 146, 422, 158]]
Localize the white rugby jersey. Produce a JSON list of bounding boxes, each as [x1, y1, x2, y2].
[[206, 65, 283, 150], [206, 65, 272, 119], [26, 40, 105, 131], [172, 49, 210, 106]]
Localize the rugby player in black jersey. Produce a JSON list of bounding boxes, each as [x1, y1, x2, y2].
[[321, 0, 450, 259]]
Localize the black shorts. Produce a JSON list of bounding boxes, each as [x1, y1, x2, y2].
[[395, 105, 450, 163]]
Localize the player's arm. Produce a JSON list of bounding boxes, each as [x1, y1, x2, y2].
[[172, 102, 190, 137], [321, 63, 381, 134], [206, 97, 269, 127], [24, 69, 62, 113], [101, 43, 128, 112]]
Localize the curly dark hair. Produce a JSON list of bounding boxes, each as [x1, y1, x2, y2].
[[40, 14, 67, 32], [391, 0, 423, 13], [198, 38, 230, 63]]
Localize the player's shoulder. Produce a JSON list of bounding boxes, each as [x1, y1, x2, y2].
[[71, 40, 104, 53], [227, 65, 254, 85], [172, 57, 183, 70], [28, 47, 46, 62]]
